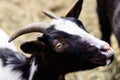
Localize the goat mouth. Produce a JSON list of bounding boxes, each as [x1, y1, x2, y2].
[[89, 51, 114, 66], [89, 57, 107, 66], [101, 48, 114, 65], [105, 54, 114, 65]]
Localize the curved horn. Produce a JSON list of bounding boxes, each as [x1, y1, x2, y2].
[[9, 22, 50, 42], [42, 10, 59, 19]]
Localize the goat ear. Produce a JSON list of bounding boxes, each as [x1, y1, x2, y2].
[[20, 40, 45, 54], [66, 0, 83, 19]]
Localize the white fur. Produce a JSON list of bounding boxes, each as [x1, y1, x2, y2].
[[0, 29, 21, 80], [0, 59, 22, 80], [29, 60, 37, 80], [51, 18, 88, 37], [51, 18, 107, 48], [0, 29, 17, 51]]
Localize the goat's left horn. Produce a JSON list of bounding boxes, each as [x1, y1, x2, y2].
[[42, 10, 59, 19], [9, 22, 50, 42]]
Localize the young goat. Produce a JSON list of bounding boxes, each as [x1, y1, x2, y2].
[[0, 0, 114, 80], [97, 0, 120, 46]]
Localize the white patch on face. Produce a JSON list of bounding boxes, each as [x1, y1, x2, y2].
[[50, 18, 107, 49], [28, 59, 37, 80], [0, 59, 22, 80], [51, 18, 88, 38]]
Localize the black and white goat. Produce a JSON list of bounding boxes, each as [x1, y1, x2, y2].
[[0, 0, 114, 80], [0, 28, 25, 80], [97, 0, 120, 46]]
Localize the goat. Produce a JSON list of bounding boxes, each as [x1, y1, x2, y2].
[[97, 0, 120, 46], [0, 28, 26, 80], [0, 0, 114, 80]]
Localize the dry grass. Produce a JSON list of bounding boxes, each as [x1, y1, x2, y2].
[[0, 0, 120, 80]]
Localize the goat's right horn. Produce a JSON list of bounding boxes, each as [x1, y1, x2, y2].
[[9, 22, 50, 42], [42, 10, 59, 19]]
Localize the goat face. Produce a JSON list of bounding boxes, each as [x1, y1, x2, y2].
[[20, 17, 114, 73], [9, 0, 114, 74]]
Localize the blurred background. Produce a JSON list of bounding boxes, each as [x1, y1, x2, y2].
[[0, 0, 120, 80]]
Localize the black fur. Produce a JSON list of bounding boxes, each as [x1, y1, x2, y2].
[[97, 0, 120, 46], [19, 18, 113, 80]]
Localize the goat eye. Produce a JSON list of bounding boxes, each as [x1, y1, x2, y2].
[[55, 43, 63, 50]]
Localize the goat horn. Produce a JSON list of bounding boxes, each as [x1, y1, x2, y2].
[[42, 10, 59, 19], [9, 22, 49, 42]]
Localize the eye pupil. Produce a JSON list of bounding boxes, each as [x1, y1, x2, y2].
[[55, 43, 63, 49]]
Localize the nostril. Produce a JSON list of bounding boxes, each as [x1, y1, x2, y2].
[[100, 43, 111, 52], [104, 44, 111, 50]]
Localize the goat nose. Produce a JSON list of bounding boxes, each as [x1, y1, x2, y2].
[[103, 43, 111, 51], [101, 43, 111, 52]]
